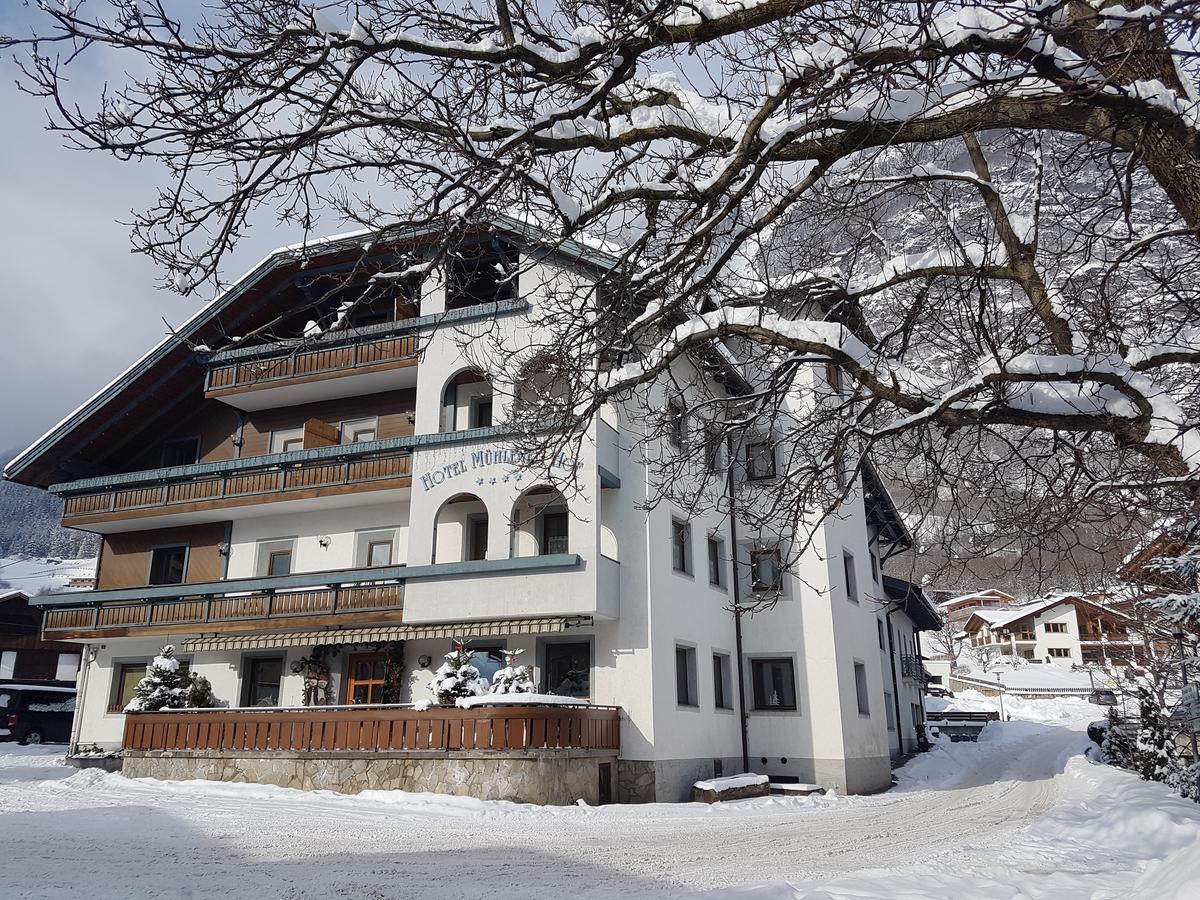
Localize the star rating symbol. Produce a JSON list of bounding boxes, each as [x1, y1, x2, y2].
[[501, 474, 510, 483], [488, 477, 497, 485], [475, 477, 484, 486], [514, 472, 524, 482]]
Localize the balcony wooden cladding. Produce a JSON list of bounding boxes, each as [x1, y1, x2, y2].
[[123, 704, 621, 754], [205, 333, 418, 397], [60, 448, 412, 526], [43, 583, 403, 637]]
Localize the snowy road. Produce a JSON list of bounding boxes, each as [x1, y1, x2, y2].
[[2, 700, 1199, 899]]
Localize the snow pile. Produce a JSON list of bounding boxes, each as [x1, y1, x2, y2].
[[428, 645, 488, 705], [455, 692, 589, 709], [693, 774, 768, 792], [488, 649, 535, 695]]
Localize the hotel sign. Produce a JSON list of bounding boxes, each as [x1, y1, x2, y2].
[[417, 446, 576, 491]]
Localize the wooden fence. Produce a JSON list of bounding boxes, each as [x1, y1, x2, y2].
[[123, 704, 620, 754]]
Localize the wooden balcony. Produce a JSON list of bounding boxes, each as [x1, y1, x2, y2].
[[55, 441, 412, 529], [204, 332, 418, 400], [122, 703, 621, 754], [40, 565, 406, 640]]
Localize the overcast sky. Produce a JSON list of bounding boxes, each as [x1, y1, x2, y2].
[[0, 8, 291, 455]]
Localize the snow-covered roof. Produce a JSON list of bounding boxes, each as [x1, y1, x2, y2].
[[963, 593, 1134, 631], [936, 588, 1016, 608]]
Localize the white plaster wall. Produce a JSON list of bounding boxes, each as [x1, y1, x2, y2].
[[226, 502, 410, 577], [1033, 604, 1082, 666]]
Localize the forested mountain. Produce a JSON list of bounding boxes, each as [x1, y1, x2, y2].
[[0, 448, 98, 560]]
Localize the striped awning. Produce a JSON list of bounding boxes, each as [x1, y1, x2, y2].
[[180, 616, 587, 652]]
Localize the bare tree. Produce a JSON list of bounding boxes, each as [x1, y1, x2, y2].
[[6, 1, 1200, 592]]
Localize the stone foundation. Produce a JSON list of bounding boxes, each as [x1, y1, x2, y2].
[[124, 749, 617, 806]]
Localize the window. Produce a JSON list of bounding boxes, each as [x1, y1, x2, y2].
[[112, 662, 147, 712], [467, 515, 489, 561], [1045, 622, 1068, 634], [269, 427, 304, 454], [751, 658, 797, 710], [672, 519, 692, 574], [346, 652, 389, 704], [111, 659, 190, 712], [843, 551, 859, 604], [912, 703, 922, 730], [884, 692, 896, 731], [877, 619, 886, 651], [544, 641, 590, 697], [267, 549, 293, 577], [242, 656, 285, 706], [469, 395, 493, 429], [675, 645, 698, 707], [869, 550, 879, 583], [256, 539, 296, 577], [713, 653, 732, 710], [148, 545, 187, 585], [704, 425, 724, 471], [854, 661, 870, 715], [825, 362, 842, 393], [746, 440, 776, 480], [339, 417, 378, 444], [469, 647, 506, 684], [1048, 647, 1072, 658], [160, 437, 200, 467], [834, 450, 848, 489], [750, 549, 782, 593], [666, 398, 686, 448], [366, 539, 393, 568], [540, 510, 569, 555], [707, 536, 726, 587]]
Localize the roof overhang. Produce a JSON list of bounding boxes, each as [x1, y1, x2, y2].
[[882, 575, 942, 631]]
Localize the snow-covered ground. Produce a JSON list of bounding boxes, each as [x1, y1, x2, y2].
[[0, 555, 96, 595], [2, 697, 1198, 899]]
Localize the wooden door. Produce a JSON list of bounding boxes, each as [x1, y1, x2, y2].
[[346, 652, 389, 704]]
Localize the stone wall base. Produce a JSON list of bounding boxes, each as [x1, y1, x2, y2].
[[124, 750, 617, 806]]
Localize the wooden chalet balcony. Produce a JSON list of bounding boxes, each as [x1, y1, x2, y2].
[[40, 565, 406, 640], [204, 332, 418, 399], [199, 300, 528, 410], [122, 703, 621, 754], [54, 439, 413, 528]]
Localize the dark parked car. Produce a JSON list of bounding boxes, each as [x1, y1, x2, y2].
[[0, 683, 77, 744]]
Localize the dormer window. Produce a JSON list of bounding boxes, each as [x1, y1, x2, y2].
[[446, 242, 518, 310]]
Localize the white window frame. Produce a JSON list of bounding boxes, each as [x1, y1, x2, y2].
[[255, 538, 298, 577], [269, 426, 304, 454], [339, 416, 379, 444]]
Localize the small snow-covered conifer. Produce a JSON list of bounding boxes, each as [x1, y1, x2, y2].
[[428, 642, 488, 705], [490, 649, 535, 695]]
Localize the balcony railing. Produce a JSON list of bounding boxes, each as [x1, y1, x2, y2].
[[40, 565, 406, 636], [900, 655, 929, 681], [205, 333, 418, 394], [54, 440, 413, 525], [123, 703, 620, 753]]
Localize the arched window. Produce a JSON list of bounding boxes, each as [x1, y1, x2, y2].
[[440, 369, 493, 432], [511, 353, 571, 426], [433, 493, 489, 563], [510, 485, 569, 558]]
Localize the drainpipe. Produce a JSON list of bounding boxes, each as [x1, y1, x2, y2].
[[725, 434, 750, 773], [67, 643, 93, 756], [914, 628, 930, 750], [884, 606, 905, 754]]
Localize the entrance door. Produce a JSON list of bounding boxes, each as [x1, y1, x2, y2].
[[346, 653, 389, 704]]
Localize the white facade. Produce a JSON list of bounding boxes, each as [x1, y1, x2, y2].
[[43, 235, 921, 800]]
